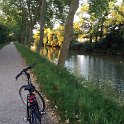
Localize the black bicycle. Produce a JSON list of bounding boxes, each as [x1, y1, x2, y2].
[[16, 63, 46, 124]]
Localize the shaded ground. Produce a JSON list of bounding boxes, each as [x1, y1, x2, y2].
[[0, 43, 58, 124]]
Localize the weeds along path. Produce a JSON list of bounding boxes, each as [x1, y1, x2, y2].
[[0, 43, 57, 124]]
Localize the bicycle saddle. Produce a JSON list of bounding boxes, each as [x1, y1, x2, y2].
[[24, 84, 35, 91]]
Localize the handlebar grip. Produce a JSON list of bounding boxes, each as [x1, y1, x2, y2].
[[15, 71, 22, 80]]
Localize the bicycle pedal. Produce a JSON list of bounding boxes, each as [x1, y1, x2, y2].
[[24, 117, 29, 122]]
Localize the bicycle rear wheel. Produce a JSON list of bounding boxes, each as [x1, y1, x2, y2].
[[19, 85, 45, 112], [30, 109, 41, 124]]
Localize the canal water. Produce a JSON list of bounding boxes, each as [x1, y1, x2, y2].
[[40, 47, 124, 93]]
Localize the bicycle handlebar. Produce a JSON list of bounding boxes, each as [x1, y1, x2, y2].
[[23, 63, 36, 71], [15, 63, 36, 80]]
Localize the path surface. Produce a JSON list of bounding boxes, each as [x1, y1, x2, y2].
[[0, 43, 57, 124]]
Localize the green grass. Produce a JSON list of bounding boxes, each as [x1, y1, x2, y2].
[[15, 43, 124, 124]]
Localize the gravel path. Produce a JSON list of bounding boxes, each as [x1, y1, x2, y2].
[[0, 43, 57, 124]]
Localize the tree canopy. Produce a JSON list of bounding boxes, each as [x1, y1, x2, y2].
[[0, 23, 9, 43], [0, 0, 124, 63]]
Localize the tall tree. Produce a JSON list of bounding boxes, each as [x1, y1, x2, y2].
[[88, 0, 115, 42], [36, 0, 47, 52], [1, 0, 41, 45], [57, 0, 79, 67], [36, 0, 70, 52], [26, 0, 41, 46]]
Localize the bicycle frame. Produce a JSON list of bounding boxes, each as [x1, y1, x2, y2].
[[16, 64, 45, 123], [23, 71, 40, 122], [27, 93, 39, 122], [23, 70, 31, 84]]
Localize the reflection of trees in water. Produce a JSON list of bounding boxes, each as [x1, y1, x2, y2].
[[40, 47, 60, 63], [65, 53, 124, 93], [88, 56, 124, 93], [113, 65, 124, 93], [39, 48, 124, 93]]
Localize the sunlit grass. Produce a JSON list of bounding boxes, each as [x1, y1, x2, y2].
[[15, 43, 124, 124]]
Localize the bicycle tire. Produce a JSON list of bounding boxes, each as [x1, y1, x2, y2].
[[19, 85, 45, 112], [30, 111, 41, 124]]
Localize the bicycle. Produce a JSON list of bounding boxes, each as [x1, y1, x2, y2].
[[16, 63, 46, 124]]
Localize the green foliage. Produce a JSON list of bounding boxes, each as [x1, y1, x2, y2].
[[70, 40, 93, 52], [0, 0, 123, 55], [0, 23, 9, 43], [88, 0, 114, 18], [0, 42, 9, 49], [46, 0, 71, 25], [92, 24, 124, 54], [0, 0, 71, 44], [15, 43, 124, 124]]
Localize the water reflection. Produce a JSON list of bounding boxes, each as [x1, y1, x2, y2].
[[39, 47, 124, 93], [40, 47, 60, 64], [65, 53, 124, 93]]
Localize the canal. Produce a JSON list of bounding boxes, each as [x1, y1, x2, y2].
[[40, 47, 124, 93]]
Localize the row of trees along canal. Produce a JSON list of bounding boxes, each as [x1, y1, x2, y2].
[[0, 0, 124, 67]]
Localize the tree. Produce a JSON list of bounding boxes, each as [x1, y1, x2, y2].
[[1, 0, 71, 49], [1, 0, 41, 46], [26, 0, 41, 46], [88, 0, 109, 42], [36, 0, 71, 52], [36, 0, 47, 53], [0, 23, 9, 43], [57, 0, 79, 67]]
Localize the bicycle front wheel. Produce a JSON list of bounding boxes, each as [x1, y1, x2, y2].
[[19, 85, 45, 112]]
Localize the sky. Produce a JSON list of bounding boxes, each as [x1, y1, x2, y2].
[[74, 0, 123, 21], [116, 0, 123, 5], [79, 0, 123, 5]]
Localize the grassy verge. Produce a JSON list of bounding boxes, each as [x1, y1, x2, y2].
[[15, 43, 124, 124]]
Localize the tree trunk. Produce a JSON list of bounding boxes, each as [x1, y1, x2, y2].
[[20, 0, 24, 44], [95, 25, 99, 42], [24, 22, 28, 46], [36, 0, 47, 53], [99, 12, 108, 40], [95, 34, 98, 42], [57, 0, 79, 67], [28, 24, 33, 47], [27, 1, 33, 47], [89, 24, 92, 43], [90, 33, 92, 43], [100, 23, 104, 40]]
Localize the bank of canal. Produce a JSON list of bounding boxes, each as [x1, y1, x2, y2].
[[16, 43, 124, 124], [39, 47, 124, 94]]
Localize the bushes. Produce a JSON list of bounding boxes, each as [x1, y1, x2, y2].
[[70, 40, 93, 52], [0, 23, 9, 43], [70, 25, 124, 55], [92, 29, 124, 54]]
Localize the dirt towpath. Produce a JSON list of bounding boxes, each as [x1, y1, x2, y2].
[[0, 43, 57, 124]]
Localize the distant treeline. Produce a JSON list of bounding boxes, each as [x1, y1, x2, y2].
[[70, 24, 124, 55], [0, 23, 10, 44]]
